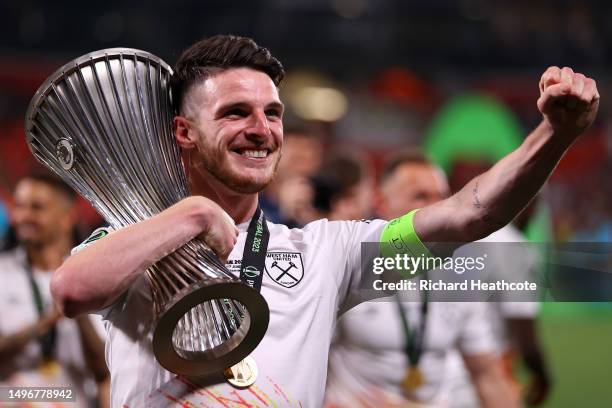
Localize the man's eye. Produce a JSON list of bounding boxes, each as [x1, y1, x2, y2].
[[226, 109, 248, 117], [265, 109, 281, 118]]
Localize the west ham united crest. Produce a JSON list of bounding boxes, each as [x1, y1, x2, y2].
[[265, 252, 304, 288]]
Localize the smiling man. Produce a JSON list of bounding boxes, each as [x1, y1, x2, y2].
[[50, 35, 599, 407]]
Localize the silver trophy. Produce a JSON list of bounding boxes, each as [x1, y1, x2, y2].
[[24, 48, 269, 376]]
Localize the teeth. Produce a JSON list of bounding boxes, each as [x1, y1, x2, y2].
[[242, 150, 267, 158]]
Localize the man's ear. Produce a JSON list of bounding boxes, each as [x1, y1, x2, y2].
[[174, 116, 196, 149]]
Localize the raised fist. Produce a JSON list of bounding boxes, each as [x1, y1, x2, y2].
[[537, 66, 599, 141]]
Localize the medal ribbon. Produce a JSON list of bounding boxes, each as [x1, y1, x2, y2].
[[394, 278, 429, 368], [22, 255, 57, 361], [224, 206, 269, 386], [238, 205, 270, 292]]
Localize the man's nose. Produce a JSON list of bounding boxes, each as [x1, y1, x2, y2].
[[246, 111, 271, 140]]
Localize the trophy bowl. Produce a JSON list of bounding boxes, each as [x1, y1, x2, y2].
[[24, 48, 269, 376]]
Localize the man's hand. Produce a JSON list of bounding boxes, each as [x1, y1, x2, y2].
[[537, 66, 599, 141], [525, 372, 551, 407], [0, 308, 61, 358], [196, 197, 239, 263], [35, 308, 62, 337]]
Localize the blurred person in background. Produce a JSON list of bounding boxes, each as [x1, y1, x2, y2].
[[324, 150, 519, 408], [0, 173, 109, 408], [261, 125, 324, 226], [311, 152, 374, 221], [445, 159, 551, 407]]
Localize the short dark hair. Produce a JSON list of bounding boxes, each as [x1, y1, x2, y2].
[[171, 34, 285, 113], [22, 172, 77, 203], [379, 148, 431, 184]]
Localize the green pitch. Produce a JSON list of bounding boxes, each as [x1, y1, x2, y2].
[[533, 303, 612, 407]]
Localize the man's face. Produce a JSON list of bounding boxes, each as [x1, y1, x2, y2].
[[379, 162, 448, 219], [12, 179, 74, 248], [181, 68, 284, 194]]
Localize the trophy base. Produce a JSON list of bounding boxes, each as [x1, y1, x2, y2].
[[152, 279, 269, 376]]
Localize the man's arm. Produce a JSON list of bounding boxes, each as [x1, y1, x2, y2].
[[463, 352, 521, 408], [0, 309, 59, 359], [74, 315, 108, 383], [415, 67, 599, 248], [507, 317, 551, 406], [51, 196, 238, 317]]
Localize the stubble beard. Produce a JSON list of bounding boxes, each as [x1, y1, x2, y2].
[[195, 150, 281, 194]]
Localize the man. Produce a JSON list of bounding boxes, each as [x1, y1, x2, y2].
[[311, 152, 374, 222], [50, 34, 599, 407], [0, 174, 109, 407], [325, 150, 518, 407]]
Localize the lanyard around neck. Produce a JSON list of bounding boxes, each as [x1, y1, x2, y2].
[[394, 281, 429, 367], [22, 254, 56, 360]]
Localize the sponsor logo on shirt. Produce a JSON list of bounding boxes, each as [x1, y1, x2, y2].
[[265, 252, 304, 288]]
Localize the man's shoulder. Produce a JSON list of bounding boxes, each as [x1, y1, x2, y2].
[[0, 247, 23, 266], [269, 218, 386, 241], [478, 224, 526, 243]]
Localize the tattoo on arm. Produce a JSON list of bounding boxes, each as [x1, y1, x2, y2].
[[472, 181, 505, 229], [472, 181, 483, 209]]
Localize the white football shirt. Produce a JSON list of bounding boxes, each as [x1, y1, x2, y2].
[[80, 218, 387, 407]]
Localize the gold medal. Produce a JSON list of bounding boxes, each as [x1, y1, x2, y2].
[[402, 366, 424, 391], [39, 359, 61, 378], [224, 356, 258, 388]]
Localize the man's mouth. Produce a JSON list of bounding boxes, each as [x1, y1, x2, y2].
[[232, 148, 271, 159]]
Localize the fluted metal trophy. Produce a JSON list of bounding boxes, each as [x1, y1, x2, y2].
[[24, 48, 269, 376]]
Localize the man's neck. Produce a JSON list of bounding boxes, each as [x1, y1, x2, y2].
[[26, 239, 72, 271], [188, 168, 259, 225]]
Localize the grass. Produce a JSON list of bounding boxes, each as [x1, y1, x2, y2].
[[521, 303, 612, 407]]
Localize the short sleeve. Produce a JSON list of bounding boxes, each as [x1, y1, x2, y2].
[[70, 226, 135, 317], [71, 227, 114, 255], [456, 302, 500, 356], [330, 219, 388, 315]]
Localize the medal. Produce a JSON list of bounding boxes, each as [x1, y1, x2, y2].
[[402, 366, 424, 391], [224, 356, 258, 388], [39, 359, 61, 378]]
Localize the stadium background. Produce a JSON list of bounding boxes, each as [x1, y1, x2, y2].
[[0, 1, 610, 406]]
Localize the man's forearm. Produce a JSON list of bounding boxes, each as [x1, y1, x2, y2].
[[464, 353, 520, 408], [456, 120, 568, 238], [51, 197, 214, 317], [416, 121, 567, 244]]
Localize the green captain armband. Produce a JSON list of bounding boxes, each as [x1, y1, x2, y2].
[[380, 209, 433, 278]]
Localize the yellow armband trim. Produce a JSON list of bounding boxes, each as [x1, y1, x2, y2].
[[380, 209, 432, 277]]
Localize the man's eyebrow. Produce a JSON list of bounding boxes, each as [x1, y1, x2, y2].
[[266, 101, 285, 112], [214, 100, 285, 116], [215, 101, 249, 114]]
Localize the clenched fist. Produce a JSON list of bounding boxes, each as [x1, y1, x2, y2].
[[537, 66, 599, 141]]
